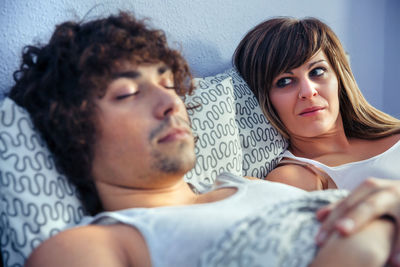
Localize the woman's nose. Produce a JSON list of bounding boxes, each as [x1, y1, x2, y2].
[[298, 78, 318, 99]]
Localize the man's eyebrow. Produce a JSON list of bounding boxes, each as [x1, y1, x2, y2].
[[158, 65, 170, 75], [110, 66, 170, 80], [111, 71, 141, 80]]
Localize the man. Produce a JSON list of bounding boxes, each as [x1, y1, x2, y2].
[[9, 12, 393, 267]]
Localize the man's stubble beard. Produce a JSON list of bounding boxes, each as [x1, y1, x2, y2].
[[148, 115, 196, 175], [150, 141, 196, 175]]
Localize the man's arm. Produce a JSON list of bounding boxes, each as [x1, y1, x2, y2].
[[310, 219, 394, 267], [25, 224, 151, 267]]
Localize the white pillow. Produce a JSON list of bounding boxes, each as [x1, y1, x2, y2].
[[184, 74, 243, 191], [0, 69, 287, 266], [184, 68, 288, 191], [0, 98, 84, 267], [226, 68, 288, 177]]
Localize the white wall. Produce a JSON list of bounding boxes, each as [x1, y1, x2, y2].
[[344, 1, 385, 114], [384, 0, 400, 118], [0, 0, 398, 117]]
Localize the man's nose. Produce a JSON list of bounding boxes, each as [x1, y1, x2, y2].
[[153, 86, 182, 119]]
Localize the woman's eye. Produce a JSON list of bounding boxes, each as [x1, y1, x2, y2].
[[310, 67, 326, 77], [115, 91, 139, 100], [276, 77, 292, 88]]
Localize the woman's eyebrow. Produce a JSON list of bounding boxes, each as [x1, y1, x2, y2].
[[308, 59, 326, 69], [282, 59, 327, 75]]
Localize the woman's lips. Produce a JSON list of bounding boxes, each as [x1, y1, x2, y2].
[[299, 106, 325, 116]]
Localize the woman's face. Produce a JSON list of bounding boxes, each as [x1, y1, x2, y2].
[[269, 51, 341, 139]]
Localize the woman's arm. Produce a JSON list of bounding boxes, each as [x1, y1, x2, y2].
[[310, 218, 394, 267], [316, 178, 400, 266]]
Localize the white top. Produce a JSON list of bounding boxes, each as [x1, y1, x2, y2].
[[282, 140, 400, 190], [79, 173, 347, 267]]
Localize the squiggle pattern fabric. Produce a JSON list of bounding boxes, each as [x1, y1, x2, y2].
[[184, 69, 287, 191], [0, 98, 85, 267], [226, 68, 288, 177], [184, 75, 243, 191], [199, 190, 348, 267], [0, 69, 287, 266]]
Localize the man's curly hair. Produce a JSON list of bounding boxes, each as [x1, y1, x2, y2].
[[8, 11, 194, 215]]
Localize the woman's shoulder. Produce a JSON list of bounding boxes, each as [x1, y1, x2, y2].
[[379, 133, 400, 144], [351, 133, 400, 159], [388, 133, 400, 144], [372, 133, 400, 150], [266, 163, 324, 191]]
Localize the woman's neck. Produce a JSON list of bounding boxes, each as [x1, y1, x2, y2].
[[289, 130, 351, 159]]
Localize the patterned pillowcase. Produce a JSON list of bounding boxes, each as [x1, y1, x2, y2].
[[0, 69, 287, 266], [184, 68, 288, 191], [184, 74, 243, 191], [226, 68, 288, 177], [0, 98, 85, 267]]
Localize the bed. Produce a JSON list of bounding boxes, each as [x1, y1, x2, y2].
[[0, 1, 395, 266]]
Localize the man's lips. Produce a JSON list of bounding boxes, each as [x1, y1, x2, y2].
[[299, 106, 325, 116], [157, 128, 191, 143]]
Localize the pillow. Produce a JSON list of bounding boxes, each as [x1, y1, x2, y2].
[[226, 68, 288, 177], [184, 68, 288, 191], [184, 75, 243, 191], [0, 98, 84, 267], [0, 69, 287, 266]]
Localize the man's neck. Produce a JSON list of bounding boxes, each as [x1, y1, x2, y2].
[[96, 177, 199, 211]]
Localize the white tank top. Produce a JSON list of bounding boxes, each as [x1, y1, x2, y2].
[[78, 173, 347, 267], [282, 140, 400, 190]]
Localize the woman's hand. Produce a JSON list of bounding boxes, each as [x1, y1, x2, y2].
[[315, 178, 400, 266]]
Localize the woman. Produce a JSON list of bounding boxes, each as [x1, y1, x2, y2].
[[234, 17, 400, 265]]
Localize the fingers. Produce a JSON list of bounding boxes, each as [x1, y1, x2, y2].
[[335, 192, 395, 235], [391, 228, 400, 266], [315, 203, 335, 221], [316, 178, 381, 244], [316, 178, 400, 246]]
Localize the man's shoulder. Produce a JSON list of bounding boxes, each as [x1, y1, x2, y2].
[[25, 224, 150, 267]]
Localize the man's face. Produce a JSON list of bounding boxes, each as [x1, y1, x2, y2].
[[91, 62, 196, 189]]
